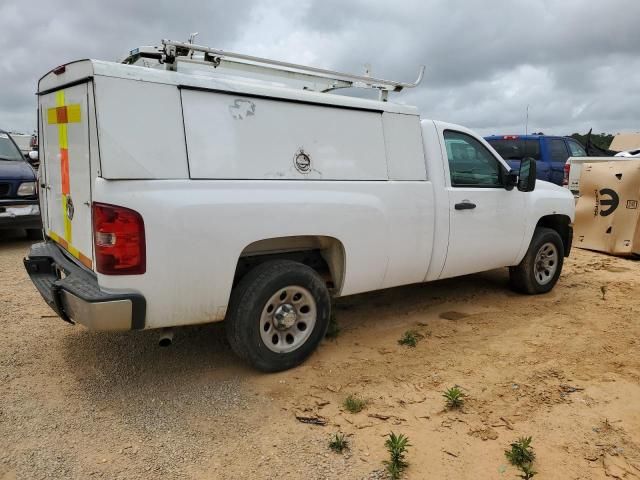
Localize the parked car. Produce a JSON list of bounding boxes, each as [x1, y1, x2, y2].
[[24, 41, 575, 372], [614, 149, 640, 158], [485, 135, 588, 186], [9, 132, 37, 156], [0, 130, 41, 237]]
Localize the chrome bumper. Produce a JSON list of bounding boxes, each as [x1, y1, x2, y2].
[[60, 291, 135, 331], [24, 241, 146, 331]]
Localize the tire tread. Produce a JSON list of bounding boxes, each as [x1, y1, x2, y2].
[[509, 227, 564, 295], [225, 260, 330, 372]]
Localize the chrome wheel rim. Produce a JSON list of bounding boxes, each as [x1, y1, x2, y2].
[[260, 286, 317, 353], [534, 242, 558, 285]]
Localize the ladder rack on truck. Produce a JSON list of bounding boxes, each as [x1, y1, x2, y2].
[[122, 39, 425, 101]]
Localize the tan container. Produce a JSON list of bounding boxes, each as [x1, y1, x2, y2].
[[574, 160, 640, 256]]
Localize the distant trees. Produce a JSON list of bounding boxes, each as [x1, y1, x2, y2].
[[569, 132, 614, 150]]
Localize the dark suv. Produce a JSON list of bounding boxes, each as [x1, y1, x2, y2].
[[0, 130, 41, 237]]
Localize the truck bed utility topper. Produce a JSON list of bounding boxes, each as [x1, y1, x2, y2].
[[122, 38, 425, 101]]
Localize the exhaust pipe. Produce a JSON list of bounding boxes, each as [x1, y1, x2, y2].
[[158, 328, 174, 347]]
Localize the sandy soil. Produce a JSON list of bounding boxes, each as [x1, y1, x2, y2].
[[1, 229, 639, 479]]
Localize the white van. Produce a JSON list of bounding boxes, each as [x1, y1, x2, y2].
[[25, 40, 575, 371]]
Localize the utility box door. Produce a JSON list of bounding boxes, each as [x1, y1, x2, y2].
[[181, 89, 388, 180], [39, 82, 94, 268]]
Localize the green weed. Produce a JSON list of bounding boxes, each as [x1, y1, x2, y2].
[[383, 432, 410, 480], [442, 386, 466, 410], [325, 312, 340, 339], [398, 330, 423, 347], [505, 436, 536, 479], [343, 394, 367, 414], [328, 432, 348, 453]]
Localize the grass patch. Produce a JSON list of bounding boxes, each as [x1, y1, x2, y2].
[[328, 432, 348, 453], [383, 432, 410, 479], [442, 386, 466, 410], [398, 330, 423, 347], [343, 394, 367, 413]]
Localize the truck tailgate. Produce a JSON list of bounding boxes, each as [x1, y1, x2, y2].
[[39, 82, 94, 269]]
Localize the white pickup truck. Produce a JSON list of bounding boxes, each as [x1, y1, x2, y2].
[[24, 40, 575, 371]]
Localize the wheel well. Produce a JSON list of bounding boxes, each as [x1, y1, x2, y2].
[[234, 236, 346, 295], [536, 215, 572, 256]]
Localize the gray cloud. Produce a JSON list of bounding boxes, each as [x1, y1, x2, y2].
[[1, 0, 638, 136]]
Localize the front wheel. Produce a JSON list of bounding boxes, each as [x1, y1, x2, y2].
[[225, 260, 331, 372], [509, 227, 564, 295]]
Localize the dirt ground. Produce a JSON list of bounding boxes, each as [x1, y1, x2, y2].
[[1, 229, 639, 480]]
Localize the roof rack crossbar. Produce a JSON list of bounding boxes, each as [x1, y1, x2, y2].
[[158, 39, 424, 99]]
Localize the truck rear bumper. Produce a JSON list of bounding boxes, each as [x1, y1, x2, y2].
[[24, 241, 146, 331]]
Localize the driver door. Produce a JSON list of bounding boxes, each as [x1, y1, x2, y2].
[[439, 129, 526, 279]]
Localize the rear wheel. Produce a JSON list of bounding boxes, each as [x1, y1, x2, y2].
[[509, 227, 564, 294], [225, 260, 331, 372]]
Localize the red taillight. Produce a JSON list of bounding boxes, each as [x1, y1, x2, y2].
[[563, 163, 570, 186], [503, 135, 519, 140], [92, 202, 146, 275]]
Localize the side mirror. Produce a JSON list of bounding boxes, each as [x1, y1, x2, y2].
[[518, 157, 536, 192], [505, 170, 518, 191], [28, 150, 39, 161]]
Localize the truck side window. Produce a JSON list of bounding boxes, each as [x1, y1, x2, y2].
[[549, 139, 570, 163], [444, 130, 503, 187], [566, 140, 587, 157]]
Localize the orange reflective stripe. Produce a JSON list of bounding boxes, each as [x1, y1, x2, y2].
[[46, 104, 81, 124], [60, 148, 70, 194], [56, 106, 68, 124]]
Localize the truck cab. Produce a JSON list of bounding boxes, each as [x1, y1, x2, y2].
[[485, 134, 587, 186]]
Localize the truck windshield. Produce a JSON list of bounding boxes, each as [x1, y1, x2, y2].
[[0, 134, 24, 161], [487, 138, 541, 161]]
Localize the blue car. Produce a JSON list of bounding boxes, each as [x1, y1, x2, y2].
[[0, 130, 41, 237], [485, 135, 587, 186]]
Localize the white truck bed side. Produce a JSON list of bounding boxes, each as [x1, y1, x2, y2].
[[95, 179, 436, 328]]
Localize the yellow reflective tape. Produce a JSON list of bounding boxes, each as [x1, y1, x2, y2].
[[58, 123, 68, 149], [48, 230, 61, 243], [55, 90, 65, 107], [67, 104, 81, 123], [47, 108, 58, 124], [53, 89, 72, 244], [67, 244, 80, 258]]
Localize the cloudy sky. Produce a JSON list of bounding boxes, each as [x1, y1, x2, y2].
[[1, 0, 639, 136]]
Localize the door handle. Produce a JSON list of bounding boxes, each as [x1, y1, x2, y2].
[[454, 201, 476, 210]]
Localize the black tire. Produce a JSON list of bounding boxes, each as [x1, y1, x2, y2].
[[509, 227, 564, 295], [225, 260, 331, 372], [26, 229, 43, 240]]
